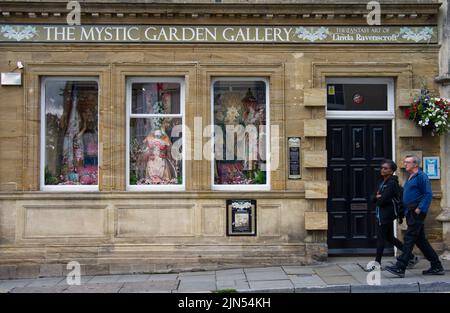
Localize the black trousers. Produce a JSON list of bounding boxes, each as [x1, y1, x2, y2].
[[376, 222, 404, 264], [396, 210, 442, 270]]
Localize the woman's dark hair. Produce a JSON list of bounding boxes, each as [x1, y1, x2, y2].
[[381, 159, 397, 172]]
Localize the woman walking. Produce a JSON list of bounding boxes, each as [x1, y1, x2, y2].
[[372, 159, 417, 267]]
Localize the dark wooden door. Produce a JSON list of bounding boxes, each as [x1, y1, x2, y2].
[[327, 120, 392, 254]]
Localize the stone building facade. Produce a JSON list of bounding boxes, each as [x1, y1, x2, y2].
[[436, 0, 450, 258], [0, 0, 447, 278]]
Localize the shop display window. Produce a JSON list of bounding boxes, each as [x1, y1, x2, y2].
[[127, 78, 184, 190], [41, 78, 99, 190], [212, 79, 269, 189]]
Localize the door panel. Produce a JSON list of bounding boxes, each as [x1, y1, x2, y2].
[[327, 120, 392, 254]]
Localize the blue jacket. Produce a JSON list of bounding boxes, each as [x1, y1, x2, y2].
[[403, 170, 432, 214]]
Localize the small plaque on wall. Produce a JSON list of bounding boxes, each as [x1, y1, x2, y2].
[[423, 156, 440, 179], [288, 137, 301, 179], [226, 200, 256, 236]]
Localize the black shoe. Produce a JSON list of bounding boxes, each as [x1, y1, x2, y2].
[[407, 256, 419, 269], [422, 266, 445, 276], [385, 265, 405, 278]]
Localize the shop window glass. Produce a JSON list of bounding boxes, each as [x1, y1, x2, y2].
[[212, 79, 268, 186], [128, 79, 184, 189], [327, 83, 387, 111], [42, 78, 99, 188]]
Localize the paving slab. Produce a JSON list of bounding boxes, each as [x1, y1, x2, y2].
[[244, 267, 288, 281], [148, 273, 179, 281], [215, 273, 246, 281], [10, 285, 68, 293], [179, 274, 216, 283], [87, 275, 121, 284], [216, 269, 245, 280], [178, 271, 216, 277], [320, 275, 359, 285], [247, 280, 294, 293], [419, 281, 450, 293], [215, 269, 244, 276], [282, 266, 315, 275], [314, 265, 349, 277], [57, 275, 94, 286], [0, 279, 35, 290], [352, 282, 420, 293], [177, 280, 216, 292], [63, 283, 124, 293], [26, 277, 65, 287], [295, 284, 351, 293], [289, 274, 327, 287], [217, 279, 250, 290], [119, 280, 178, 293], [381, 271, 427, 283], [115, 274, 151, 283], [338, 264, 371, 284]]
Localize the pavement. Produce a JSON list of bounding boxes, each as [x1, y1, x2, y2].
[[0, 257, 449, 293]]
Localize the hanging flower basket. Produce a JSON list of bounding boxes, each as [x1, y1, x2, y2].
[[404, 89, 450, 136]]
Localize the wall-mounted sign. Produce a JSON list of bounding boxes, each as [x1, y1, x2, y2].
[[0, 24, 438, 44], [1, 72, 21, 85], [423, 156, 440, 179], [226, 200, 256, 236], [288, 137, 301, 179]]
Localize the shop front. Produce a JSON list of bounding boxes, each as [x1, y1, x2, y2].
[[0, 1, 446, 278]]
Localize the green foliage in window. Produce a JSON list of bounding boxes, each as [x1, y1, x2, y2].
[[44, 165, 58, 185]]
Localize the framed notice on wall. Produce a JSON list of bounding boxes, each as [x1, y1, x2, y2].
[[288, 137, 301, 179], [226, 200, 256, 236], [423, 157, 440, 179]]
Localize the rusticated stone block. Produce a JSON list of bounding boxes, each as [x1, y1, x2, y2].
[[305, 181, 328, 199], [304, 120, 326, 137], [303, 151, 327, 168], [304, 88, 326, 107], [305, 212, 328, 230], [398, 89, 421, 107]]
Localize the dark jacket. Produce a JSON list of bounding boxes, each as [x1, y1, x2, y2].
[[372, 175, 400, 225]]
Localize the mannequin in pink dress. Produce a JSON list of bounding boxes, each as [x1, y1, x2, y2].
[[143, 130, 177, 184]]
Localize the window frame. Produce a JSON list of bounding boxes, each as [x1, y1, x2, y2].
[[40, 76, 100, 192], [325, 77, 395, 120], [126, 76, 186, 191], [210, 77, 271, 191]]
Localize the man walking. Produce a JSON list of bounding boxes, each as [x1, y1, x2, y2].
[[385, 155, 444, 277]]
